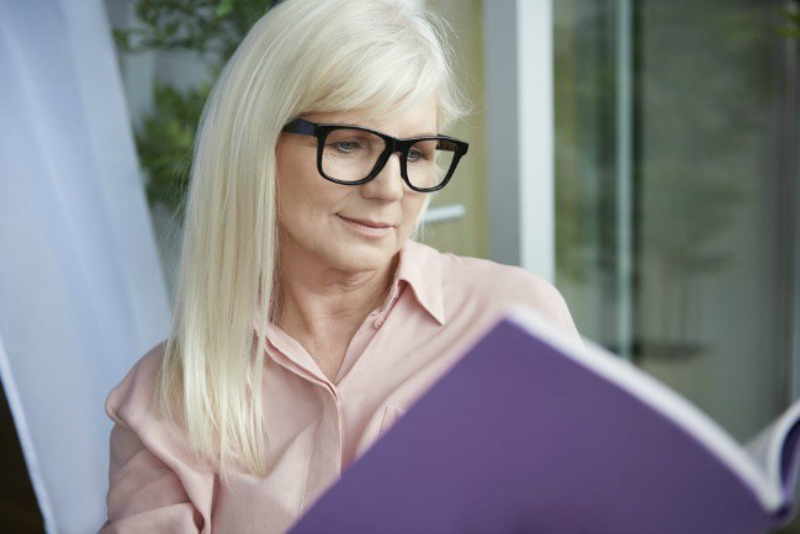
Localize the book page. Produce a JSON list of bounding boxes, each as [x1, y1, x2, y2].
[[745, 400, 800, 501], [506, 304, 782, 512]]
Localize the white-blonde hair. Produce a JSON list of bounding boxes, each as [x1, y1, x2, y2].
[[157, 0, 472, 480]]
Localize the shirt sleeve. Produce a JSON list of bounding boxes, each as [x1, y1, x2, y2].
[[552, 287, 585, 349], [99, 419, 204, 533], [511, 269, 585, 349]]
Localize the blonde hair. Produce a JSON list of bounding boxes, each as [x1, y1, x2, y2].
[[157, 0, 472, 480]]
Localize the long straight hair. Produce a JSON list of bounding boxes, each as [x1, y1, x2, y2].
[[157, 0, 472, 480]]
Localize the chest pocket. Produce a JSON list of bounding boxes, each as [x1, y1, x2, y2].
[[378, 405, 406, 439]]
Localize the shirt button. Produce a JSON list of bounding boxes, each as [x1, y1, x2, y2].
[[374, 317, 384, 328]]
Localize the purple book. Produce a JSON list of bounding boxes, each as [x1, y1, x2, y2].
[[288, 305, 800, 534]]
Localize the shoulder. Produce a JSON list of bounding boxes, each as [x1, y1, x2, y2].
[[103, 339, 206, 468], [439, 249, 563, 305], [104, 340, 168, 430], [437, 249, 582, 343]]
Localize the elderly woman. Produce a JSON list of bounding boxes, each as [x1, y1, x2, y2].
[[100, 0, 582, 532]]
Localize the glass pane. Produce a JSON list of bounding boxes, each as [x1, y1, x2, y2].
[[634, 0, 789, 443], [554, 0, 623, 349], [554, 0, 795, 474]]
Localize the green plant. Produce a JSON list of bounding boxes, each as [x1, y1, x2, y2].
[[113, 0, 274, 215], [777, 5, 800, 40], [138, 83, 211, 214]]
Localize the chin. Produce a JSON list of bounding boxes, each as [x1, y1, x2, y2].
[[333, 244, 392, 270]]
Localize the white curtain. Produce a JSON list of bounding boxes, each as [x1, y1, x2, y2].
[[0, 0, 171, 532]]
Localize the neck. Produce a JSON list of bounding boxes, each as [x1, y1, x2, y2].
[[274, 241, 400, 342]]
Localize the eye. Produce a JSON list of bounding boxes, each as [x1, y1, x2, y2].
[[331, 141, 362, 153], [407, 147, 431, 162]]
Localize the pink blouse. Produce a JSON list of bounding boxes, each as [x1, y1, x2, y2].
[[99, 239, 583, 533]]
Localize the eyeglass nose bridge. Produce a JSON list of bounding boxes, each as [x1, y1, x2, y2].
[[369, 137, 420, 184]]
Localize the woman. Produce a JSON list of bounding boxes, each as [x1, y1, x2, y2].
[[100, 0, 583, 532]]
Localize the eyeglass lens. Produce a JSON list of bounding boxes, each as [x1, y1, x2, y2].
[[322, 128, 457, 190]]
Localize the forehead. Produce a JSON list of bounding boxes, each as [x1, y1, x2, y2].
[[301, 93, 438, 136]]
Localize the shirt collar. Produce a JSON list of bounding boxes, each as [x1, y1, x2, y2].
[[253, 239, 445, 337], [392, 239, 446, 326]]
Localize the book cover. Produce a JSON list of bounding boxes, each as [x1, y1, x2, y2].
[[288, 305, 800, 534]]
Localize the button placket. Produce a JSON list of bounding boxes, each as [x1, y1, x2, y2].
[[335, 283, 408, 391], [371, 279, 405, 330], [301, 388, 344, 514]]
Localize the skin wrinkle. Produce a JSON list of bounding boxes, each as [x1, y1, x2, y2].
[[273, 92, 437, 379]]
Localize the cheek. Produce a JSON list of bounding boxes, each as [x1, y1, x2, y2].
[[277, 162, 347, 234], [277, 146, 316, 192], [277, 148, 322, 216], [400, 195, 427, 228]]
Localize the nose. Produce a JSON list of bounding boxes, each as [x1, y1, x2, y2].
[[362, 152, 406, 199]]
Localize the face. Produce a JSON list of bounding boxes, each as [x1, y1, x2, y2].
[[275, 93, 437, 273]]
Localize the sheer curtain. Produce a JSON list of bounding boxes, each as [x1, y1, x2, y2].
[[0, 0, 170, 532]]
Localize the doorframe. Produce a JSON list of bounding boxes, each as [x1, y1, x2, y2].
[[483, 0, 555, 282]]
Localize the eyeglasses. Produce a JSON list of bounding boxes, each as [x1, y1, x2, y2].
[[281, 118, 469, 193]]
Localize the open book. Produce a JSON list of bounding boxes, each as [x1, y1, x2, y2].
[[288, 304, 800, 534]]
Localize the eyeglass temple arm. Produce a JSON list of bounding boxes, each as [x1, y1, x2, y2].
[[282, 119, 316, 135]]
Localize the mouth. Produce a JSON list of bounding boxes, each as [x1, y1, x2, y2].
[[337, 215, 395, 229], [336, 214, 395, 237]]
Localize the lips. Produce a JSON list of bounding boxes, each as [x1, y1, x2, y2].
[[338, 215, 394, 229]]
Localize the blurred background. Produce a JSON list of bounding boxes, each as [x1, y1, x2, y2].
[[1, 0, 799, 532]]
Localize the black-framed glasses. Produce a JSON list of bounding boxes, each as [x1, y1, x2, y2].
[[281, 118, 469, 193]]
